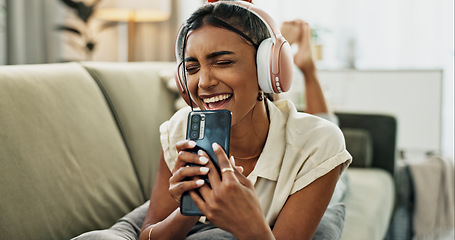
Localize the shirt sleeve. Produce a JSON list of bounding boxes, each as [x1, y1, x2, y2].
[[159, 107, 191, 171], [315, 113, 339, 126], [289, 118, 352, 195]]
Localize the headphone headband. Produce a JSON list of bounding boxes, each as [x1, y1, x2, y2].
[[175, 1, 279, 63]]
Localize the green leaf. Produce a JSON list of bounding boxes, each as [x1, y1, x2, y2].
[[55, 26, 81, 35], [59, 0, 94, 23], [76, 2, 93, 23], [59, 0, 79, 10]]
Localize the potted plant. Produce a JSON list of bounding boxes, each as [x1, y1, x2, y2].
[[311, 25, 329, 61], [56, 0, 116, 61]]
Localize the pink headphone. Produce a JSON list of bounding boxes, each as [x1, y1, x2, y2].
[[174, 0, 293, 106]]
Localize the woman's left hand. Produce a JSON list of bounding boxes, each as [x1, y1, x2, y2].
[[190, 143, 273, 240]]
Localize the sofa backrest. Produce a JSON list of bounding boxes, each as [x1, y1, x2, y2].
[[336, 112, 397, 176], [81, 61, 177, 199], [0, 62, 177, 239]]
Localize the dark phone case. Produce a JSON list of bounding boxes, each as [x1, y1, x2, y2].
[[180, 110, 231, 216]]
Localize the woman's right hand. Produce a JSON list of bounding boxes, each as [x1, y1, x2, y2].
[[168, 140, 211, 204]]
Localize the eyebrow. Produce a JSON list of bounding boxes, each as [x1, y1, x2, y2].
[[207, 50, 234, 59], [184, 50, 235, 62]]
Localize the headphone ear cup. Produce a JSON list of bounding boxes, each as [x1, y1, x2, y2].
[[256, 38, 274, 93], [273, 37, 293, 93], [257, 37, 294, 94]]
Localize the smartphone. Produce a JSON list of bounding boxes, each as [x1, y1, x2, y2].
[[180, 109, 231, 216]]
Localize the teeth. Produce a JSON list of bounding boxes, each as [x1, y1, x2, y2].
[[203, 94, 231, 103]]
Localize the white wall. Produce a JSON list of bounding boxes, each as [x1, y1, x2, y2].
[[322, 70, 443, 154], [257, 0, 454, 160]]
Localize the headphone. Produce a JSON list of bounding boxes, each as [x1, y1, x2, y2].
[[174, 0, 293, 106]]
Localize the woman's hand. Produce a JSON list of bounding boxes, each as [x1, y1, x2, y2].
[[168, 140, 212, 204], [190, 143, 274, 240]]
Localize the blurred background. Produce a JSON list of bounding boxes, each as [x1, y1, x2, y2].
[[0, 0, 453, 163]]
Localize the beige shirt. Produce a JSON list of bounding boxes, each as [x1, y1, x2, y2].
[[160, 99, 352, 226]]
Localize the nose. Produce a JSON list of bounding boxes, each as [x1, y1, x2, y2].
[[197, 68, 218, 90]]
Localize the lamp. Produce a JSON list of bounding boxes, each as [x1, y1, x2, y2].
[[95, 0, 171, 61]]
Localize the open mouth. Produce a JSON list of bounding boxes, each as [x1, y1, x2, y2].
[[201, 94, 232, 110]]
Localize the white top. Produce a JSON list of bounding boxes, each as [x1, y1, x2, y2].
[[160, 99, 352, 226]]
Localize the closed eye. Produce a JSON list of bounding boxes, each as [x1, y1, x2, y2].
[[185, 65, 199, 74], [215, 60, 235, 66]]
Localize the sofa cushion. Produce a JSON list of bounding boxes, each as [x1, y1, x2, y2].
[[341, 128, 373, 168], [340, 168, 395, 240], [0, 63, 144, 239], [313, 203, 346, 240], [73, 201, 346, 240], [336, 113, 397, 176], [81, 62, 177, 199]]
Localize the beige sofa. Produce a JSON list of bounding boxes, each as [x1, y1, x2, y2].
[[0, 62, 395, 239]]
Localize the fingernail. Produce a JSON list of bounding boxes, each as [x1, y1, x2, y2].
[[199, 156, 209, 164], [212, 142, 220, 151], [198, 150, 204, 156], [230, 156, 236, 166], [200, 167, 209, 174], [188, 141, 197, 148], [196, 179, 205, 186]]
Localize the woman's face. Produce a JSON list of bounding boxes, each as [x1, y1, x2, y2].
[[184, 24, 260, 126]]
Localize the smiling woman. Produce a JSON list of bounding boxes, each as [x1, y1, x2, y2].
[[74, 1, 352, 240], [144, 1, 350, 239], [184, 25, 259, 124]]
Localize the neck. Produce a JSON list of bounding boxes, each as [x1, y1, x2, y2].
[[230, 100, 269, 160]]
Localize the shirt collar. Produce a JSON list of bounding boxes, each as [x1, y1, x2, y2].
[[247, 99, 288, 183]]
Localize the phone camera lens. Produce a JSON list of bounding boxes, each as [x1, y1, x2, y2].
[[191, 123, 199, 130], [192, 115, 201, 123], [190, 131, 198, 139]]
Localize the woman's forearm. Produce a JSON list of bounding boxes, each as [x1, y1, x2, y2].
[[139, 208, 199, 240], [301, 65, 330, 115], [235, 220, 275, 240]]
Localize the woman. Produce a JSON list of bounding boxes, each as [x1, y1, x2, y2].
[[280, 19, 334, 119], [140, 1, 351, 240]]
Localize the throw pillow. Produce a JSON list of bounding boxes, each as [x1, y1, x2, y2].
[[313, 203, 346, 240]]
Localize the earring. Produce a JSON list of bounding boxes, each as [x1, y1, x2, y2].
[[257, 91, 264, 101]]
